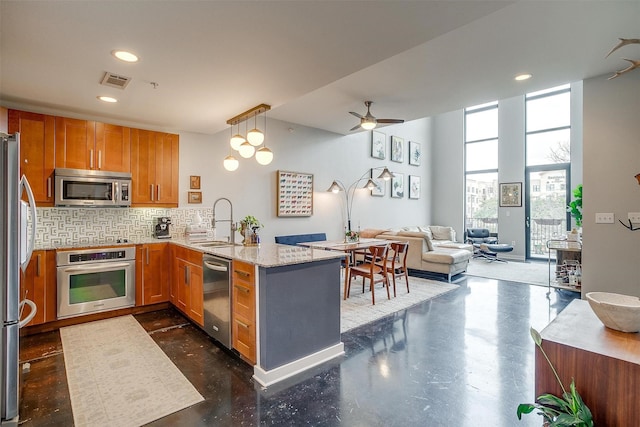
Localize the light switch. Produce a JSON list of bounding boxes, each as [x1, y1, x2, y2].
[[595, 213, 615, 223]]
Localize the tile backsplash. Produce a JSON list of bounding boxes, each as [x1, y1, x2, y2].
[[34, 207, 214, 247]]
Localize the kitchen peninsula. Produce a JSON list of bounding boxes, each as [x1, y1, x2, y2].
[[176, 240, 346, 387]]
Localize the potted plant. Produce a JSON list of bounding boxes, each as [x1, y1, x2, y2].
[[517, 327, 593, 426], [567, 184, 583, 227], [239, 215, 262, 246]]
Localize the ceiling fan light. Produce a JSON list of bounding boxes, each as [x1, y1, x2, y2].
[[223, 155, 239, 171], [238, 141, 255, 158], [247, 128, 264, 146], [230, 133, 245, 150], [361, 120, 376, 130], [255, 146, 273, 165]]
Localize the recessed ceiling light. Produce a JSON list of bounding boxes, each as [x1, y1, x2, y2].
[[97, 96, 118, 103], [515, 73, 532, 81], [112, 50, 139, 63]]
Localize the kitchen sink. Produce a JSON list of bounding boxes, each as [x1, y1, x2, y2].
[[195, 241, 237, 248]]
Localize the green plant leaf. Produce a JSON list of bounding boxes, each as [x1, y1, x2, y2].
[[530, 327, 542, 346], [516, 403, 535, 419]]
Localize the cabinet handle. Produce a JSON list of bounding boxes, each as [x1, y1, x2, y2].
[[150, 185, 154, 201], [234, 270, 251, 278], [47, 177, 52, 198], [98, 150, 102, 169], [146, 247, 149, 265], [185, 265, 190, 285], [157, 185, 161, 201], [236, 319, 249, 329], [234, 284, 250, 293], [90, 149, 94, 169], [36, 254, 41, 277]]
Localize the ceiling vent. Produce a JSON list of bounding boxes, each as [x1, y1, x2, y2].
[[100, 71, 131, 89]]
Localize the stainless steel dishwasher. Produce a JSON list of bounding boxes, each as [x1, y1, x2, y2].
[[202, 254, 231, 348]]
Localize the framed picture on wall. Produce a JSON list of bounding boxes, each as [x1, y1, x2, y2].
[[277, 170, 314, 216], [371, 130, 386, 159], [370, 168, 385, 197], [499, 182, 522, 207], [188, 191, 202, 204], [409, 175, 420, 199], [391, 173, 404, 198], [409, 141, 421, 166], [189, 175, 201, 189], [391, 136, 404, 163]]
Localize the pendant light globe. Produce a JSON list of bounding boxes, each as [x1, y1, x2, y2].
[[238, 141, 255, 158], [223, 155, 239, 171], [255, 146, 273, 165], [247, 129, 264, 146]]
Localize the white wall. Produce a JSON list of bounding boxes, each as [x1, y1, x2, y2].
[[582, 72, 640, 297], [178, 117, 432, 243]]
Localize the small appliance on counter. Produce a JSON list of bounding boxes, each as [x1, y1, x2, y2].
[[185, 211, 209, 242], [153, 217, 172, 239]]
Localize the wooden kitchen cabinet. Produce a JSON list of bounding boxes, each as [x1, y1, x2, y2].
[[8, 110, 55, 205], [19, 250, 56, 327], [136, 243, 170, 306], [55, 118, 130, 172], [171, 246, 203, 326], [232, 260, 256, 364], [130, 129, 179, 207]]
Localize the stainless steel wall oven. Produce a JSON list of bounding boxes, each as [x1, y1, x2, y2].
[[56, 247, 135, 319]]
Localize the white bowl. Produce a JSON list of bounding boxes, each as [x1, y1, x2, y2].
[[586, 292, 640, 333]]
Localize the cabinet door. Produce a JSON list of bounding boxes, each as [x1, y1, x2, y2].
[[95, 122, 131, 172], [19, 250, 56, 326], [130, 128, 157, 205], [55, 117, 96, 170], [154, 132, 179, 206], [8, 110, 55, 205], [232, 260, 256, 364], [143, 243, 170, 305], [187, 264, 203, 326], [173, 259, 189, 314]]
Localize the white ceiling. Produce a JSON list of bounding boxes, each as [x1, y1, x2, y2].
[[1, 1, 638, 136]]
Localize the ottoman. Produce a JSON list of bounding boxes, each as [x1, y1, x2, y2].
[[476, 243, 514, 262]]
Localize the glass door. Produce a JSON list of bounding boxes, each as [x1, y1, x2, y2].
[[525, 166, 570, 259]]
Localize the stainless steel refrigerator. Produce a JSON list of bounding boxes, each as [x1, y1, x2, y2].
[[1, 133, 37, 426]]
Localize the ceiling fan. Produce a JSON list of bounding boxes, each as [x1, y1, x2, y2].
[[349, 101, 404, 131]]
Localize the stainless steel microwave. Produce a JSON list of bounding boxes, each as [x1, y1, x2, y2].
[[54, 168, 132, 207]]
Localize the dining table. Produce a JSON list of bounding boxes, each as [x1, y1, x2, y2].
[[297, 238, 393, 300]]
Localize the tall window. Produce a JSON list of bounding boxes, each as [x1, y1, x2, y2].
[[465, 101, 498, 234], [525, 84, 571, 256]]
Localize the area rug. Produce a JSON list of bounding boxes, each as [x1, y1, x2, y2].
[[465, 258, 549, 286], [341, 276, 458, 333], [60, 315, 204, 427]]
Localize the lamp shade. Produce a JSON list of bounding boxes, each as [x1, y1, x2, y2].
[[238, 141, 255, 158], [247, 128, 264, 146], [223, 155, 239, 171], [377, 167, 394, 180], [230, 133, 245, 151], [255, 146, 273, 165], [327, 181, 342, 193], [364, 179, 377, 190]]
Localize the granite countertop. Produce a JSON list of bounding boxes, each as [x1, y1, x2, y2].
[[38, 237, 345, 268]]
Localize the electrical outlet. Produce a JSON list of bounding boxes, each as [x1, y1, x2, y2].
[[511, 241, 516, 246], [628, 213, 640, 223], [595, 213, 615, 224]]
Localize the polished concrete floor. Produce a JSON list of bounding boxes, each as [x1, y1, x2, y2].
[[18, 276, 577, 426]]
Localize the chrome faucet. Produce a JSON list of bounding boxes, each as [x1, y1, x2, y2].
[[212, 197, 236, 244]]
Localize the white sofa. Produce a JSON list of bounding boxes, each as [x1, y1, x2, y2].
[[364, 226, 473, 282]]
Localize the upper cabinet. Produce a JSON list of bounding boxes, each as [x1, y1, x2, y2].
[[55, 118, 131, 172], [131, 129, 179, 207], [8, 110, 55, 205]]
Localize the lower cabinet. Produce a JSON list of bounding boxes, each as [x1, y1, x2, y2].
[[20, 250, 56, 327], [171, 246, 204, 326], [136, 243, 170, 306], [232, 260, 256, 364]]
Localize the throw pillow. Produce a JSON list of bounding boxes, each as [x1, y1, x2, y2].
[[359, 228, 387, 238], [397, 231, 434, 251], [402, 226, 421, 233], [418, 226, 433, 240], [430, 226, 454, 241]]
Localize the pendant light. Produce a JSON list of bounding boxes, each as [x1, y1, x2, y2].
[[238, 120, 255, 158], [255, 110, 272, 165], [247, 111, 264, 146], [223, 154, 239, 171], [230, 122, 245, 151]]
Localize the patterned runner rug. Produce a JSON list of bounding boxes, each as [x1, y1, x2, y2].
[[60, 315, 203, 427], [341, 275, 458, 332]]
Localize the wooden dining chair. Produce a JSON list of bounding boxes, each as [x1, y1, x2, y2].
[[376, 242, 409, 297], [347, 245, 390, 305]]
